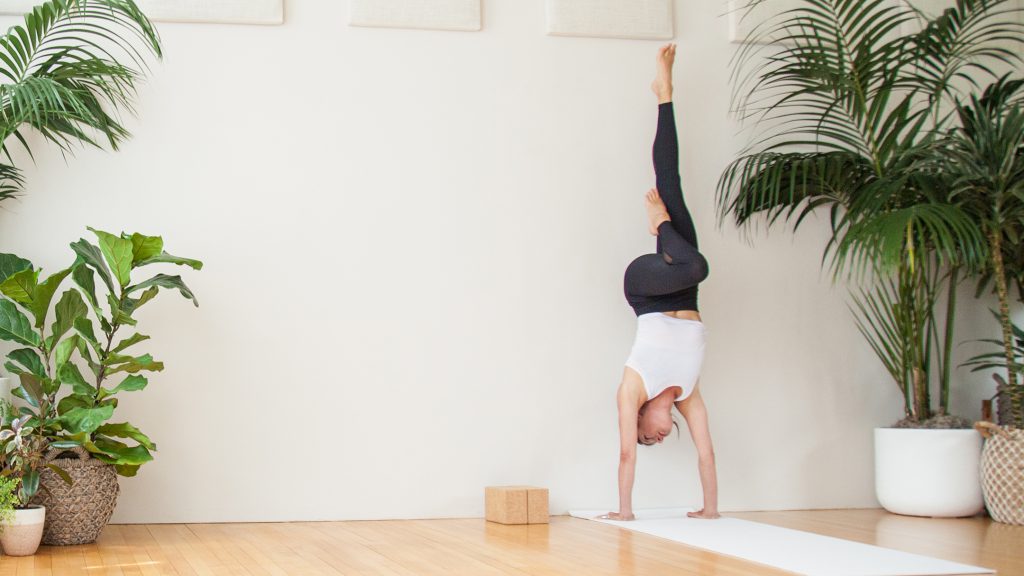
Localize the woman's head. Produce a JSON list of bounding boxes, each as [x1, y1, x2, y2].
[[637, 401, 677, 445]]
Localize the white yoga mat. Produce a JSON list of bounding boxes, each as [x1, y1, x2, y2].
[[569, 509, 994, 576]]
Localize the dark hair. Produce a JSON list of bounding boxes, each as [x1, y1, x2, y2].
[[637, 417, 681, 446]]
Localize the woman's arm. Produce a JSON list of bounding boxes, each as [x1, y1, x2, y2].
[[676, 385, 720, 519], [605, 373, 641, 521]]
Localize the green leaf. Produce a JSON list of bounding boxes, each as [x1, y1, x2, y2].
[[92, 437, 153, 466], [19, 469, 39, 503], [0, 300, 41, 346], [57, 362, 94, 395], [89, 228, 133, 288], [73, 316, 99, 347], [72, 264, 98, 308], [96, 422, 154, 450], [50, 289, 88, 344], [111, 333, 150, 354], [107, 374, 147, 395], [0, 267, 37, 306], [121, 287, 159, 316], [106, 354, 163, 375], [53, 335, 79, 371], [114, 464, 140, 477], [71, 239, 114, 295], [107, 294, 137, 326], [30, 266, 72, 329], [128, 233, 163, 265], [57, 394, 93, 415], [5, 348, 46, 379], [127, 274, 199, 307], [136, 251, 203, 271], [60, 404, 114, 435], [45, 463, 73, 487], [0, 253, 32, 284], [17, 373, 43, 408]]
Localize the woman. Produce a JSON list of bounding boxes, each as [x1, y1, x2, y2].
[[602, 44, 719, 522]]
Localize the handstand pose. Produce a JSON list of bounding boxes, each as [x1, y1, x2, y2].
[[602, 44, 719, 521]]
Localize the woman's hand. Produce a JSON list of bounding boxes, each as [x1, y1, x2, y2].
[[597, 511, 636, 521]]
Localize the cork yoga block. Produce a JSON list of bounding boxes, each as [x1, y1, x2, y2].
[[485, 486, 549, 525]]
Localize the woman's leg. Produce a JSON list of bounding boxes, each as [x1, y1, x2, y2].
[[676, 385, 720, 519], [651, 44, 698, 252]]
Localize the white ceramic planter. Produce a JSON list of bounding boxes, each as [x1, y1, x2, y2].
[[0, 377, 11, 401], [875, 428, 984, 518], [0, 505, 45, 556]]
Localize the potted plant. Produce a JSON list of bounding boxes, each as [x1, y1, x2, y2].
[[719, 0, 1022, 517], [0, 402, 49, 556], [940, 77, 1024, 525], [0, 228, 201, 544], [0, 0, 161, 205]]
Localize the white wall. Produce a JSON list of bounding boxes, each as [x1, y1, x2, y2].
[[0, 1, 999, 523]]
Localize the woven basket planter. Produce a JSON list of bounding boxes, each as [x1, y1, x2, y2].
[[975, 422, 1024, 525], [32, 447, 120, 545]]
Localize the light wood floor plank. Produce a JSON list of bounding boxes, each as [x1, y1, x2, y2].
[[0, 510, 1020, 575]]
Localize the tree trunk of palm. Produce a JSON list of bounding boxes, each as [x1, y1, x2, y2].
[[990, 229, 1023, 427]]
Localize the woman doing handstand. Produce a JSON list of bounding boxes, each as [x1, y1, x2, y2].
[[602, 44, 719, 522]]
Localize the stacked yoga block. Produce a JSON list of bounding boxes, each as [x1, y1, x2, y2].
[[485, 486, 549, 525]]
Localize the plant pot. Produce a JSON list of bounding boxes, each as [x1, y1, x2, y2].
[[0, 505, 45, 556], [0, 376, 11, 400], [874, 428, 984, 518], [32, 447, 119, 545], [975, 422, 1024, 525]]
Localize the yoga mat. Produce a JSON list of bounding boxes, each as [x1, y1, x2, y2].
[[569, 509, 994, 576]]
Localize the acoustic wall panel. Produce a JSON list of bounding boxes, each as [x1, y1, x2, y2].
[[546, 0, 674, 40]]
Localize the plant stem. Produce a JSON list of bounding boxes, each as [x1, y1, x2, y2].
[[990, 228, 1023, 426], [941, 265, 958, 414]]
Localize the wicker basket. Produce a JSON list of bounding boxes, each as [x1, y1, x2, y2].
[[975, 422, 1024, 526], [32, 447, 120, 545]]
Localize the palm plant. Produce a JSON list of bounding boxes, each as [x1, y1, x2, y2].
[[940, 76, 1024, 427], [718, 0, 1023, 424], [0, 0, 161, 203]]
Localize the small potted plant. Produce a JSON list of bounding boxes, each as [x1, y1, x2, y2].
[[0, 402, 48, 556]]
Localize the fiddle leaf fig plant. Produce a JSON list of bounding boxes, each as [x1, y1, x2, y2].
[[60, 228, 201, 476], [0, 228, 201, 478]]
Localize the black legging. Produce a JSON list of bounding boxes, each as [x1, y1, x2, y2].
[[623, 103, 708, 315]]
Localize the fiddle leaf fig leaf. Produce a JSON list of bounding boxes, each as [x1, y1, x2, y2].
[[73, 316, 99, 348], [17, 373, 43, 408], [5, 348, 46, 379], [111, 333, 150, 354], [127, 274, 199, 307], [72, 263, 98, 308], [30, 266, 72, 329], [0, 253, 32, 284], [0, 267, 38, 306], [107, 294, 137, 326], [107, 374, 147, 395], [136, 251, 203, 270], [57, 394, 93, 414], [54, 335, 79, 371], [128, 233, 163, 265], [122, 287, 159, 316], [71, 239, 114, 295], [51, 289, 88, 344], [60, 404, 115, 435], [89, 228, 133, 288], [58, 362, 94, 395], [106, 354, 163, 375], [0, 300, 41, 347], [96, 422, 155, 450]]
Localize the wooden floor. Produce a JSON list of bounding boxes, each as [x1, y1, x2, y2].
[[0, 509, 1020, 575]]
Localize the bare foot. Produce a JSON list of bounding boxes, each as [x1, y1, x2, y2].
[[598, 512, 636, 521], [645, 188, 670, 235], [651, 43, 676, 104], [687, 509, 721, 520]]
